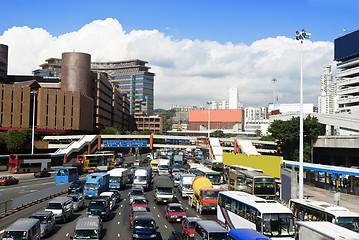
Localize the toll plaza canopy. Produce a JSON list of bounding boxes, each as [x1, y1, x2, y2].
[[283, 160, 359, 177]]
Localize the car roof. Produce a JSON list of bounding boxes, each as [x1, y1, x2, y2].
[[186, 217, 202, 222], [67, 193, 82, 197], [31, 211, 53, 217], [168, 203, 183, 207], [132, 196, 146, 200], [6, 218, 39, 231], [132, 207, 148, 212], [130, 186, 144, 191]]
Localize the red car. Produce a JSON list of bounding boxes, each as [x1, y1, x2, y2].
[[182, 217, 202, 239], [131, 196, 148, 209], [0, 175, 19, 186], [165, 203, 186, 222]]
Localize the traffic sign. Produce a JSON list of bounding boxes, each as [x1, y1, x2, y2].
[[103, 140, 148, 147]]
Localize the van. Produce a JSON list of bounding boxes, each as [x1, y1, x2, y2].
[[45, 196, 73, 223], [71, 216, 102, 240], [87, 198, 110, 220], [131, 212, 158, 240], [99, 192, 116, 211], [1, 218, 40, 240], [30, 211, 56, 238], [194, 220, 228, 240]]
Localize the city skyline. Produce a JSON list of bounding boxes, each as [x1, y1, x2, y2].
[[1, 1, 358, 109]]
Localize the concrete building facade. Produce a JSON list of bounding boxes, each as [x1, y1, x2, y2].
[[318, 65, 337, 114], [335, 29, 359, 114], [135, 116, 163, 133], [229, 88, 239, 109]]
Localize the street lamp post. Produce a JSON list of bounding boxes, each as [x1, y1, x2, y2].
[[207, 101, 211, 138], [296, 29, 311, 199], [31, 90, 38, 154]]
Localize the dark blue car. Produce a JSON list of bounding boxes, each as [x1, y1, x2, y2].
[[131, 212, 158, 240]]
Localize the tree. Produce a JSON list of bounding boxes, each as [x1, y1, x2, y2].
[[6, 129, 32, 153], [255, 129, 262, 137], [267, 115, 325, 162], [100, 126, 122, 135], [0, 132, 9, 154]]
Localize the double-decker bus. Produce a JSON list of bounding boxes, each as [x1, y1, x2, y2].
[[233, 170, 276, 200], [55, 167, 79, 185], [195, 166, 222, 188], [77, 152, 115, 172], [289, 198, 359, 233], [8, 154, 52, 173], [217, 191, 295, 239]]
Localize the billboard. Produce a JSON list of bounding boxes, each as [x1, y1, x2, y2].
[[334, 29, 359, 61]]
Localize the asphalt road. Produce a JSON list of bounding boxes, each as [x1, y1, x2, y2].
[[0, 179, 217, 240]]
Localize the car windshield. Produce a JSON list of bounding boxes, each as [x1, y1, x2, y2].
[[174, 175, 180, 181], [209, 232, 227, 240], [131, 189, 144, 196], [262, 213, 295, 237], [84, 183, 100, 191], [134, 220, 156, 230], [158, 189, 172, 195], [202, 190, 220, 199], [2, 231, 27, 240], [46, 202, 62, 209], [31, 215, 47, 224], [188, 221, 198, 229], [74, 230, 98, 239], [133, 199, 147, 205], [109, 176, 121, 183], [89, 201, 106, 208], [337, 217, 359, 233], [169, 206, 184, 212], [70, 196, 79, 202]]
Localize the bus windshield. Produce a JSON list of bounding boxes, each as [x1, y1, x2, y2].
[[84, 183, 100, 191], [207, 174, 221, 185], [109, 176, 121, 183], [262, 213, 295, 237], [337, 217, 359, 233]]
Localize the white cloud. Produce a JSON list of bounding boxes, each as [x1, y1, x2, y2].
[[0, 18, 334, 109]]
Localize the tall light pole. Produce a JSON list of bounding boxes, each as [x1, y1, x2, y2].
[[31, 90, 38, 154], [272, 78, 277, 105], [207, 101, 211, 138], [296, 29, 311, 199]]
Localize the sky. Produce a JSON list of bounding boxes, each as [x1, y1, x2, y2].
[[1, 0, 359, 109]]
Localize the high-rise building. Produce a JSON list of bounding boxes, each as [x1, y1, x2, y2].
[[318, 65, 337, 114], [34, 59, 155, 116], [0, 44, 8, 82], [229, 88, 239, 109], [91, 60, 154, 116], [335, 30, 359, 114]]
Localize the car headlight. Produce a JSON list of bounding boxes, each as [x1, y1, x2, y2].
[[133, 234, 139, 238], [170, 215, 176, 218], [101, 212, 106, 214], [87, 212, 91, 215], [41, 228, 45, 233], [150, 234, 157, 238], [190, 233, 194, 237]]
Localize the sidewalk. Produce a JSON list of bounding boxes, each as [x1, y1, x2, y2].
[[303, 184, 359, 213]]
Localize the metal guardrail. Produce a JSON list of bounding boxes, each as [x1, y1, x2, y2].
[[0, 183, 69, 218]]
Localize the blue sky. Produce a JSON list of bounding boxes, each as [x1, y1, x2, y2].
[[2, 0, 358, 45], [0, 0, 358, 108]]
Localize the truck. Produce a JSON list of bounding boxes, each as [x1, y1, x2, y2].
[[84, 173, 110, 198], [150, 159, 159, 172], [178, 173, 196, 198], [295, 221, 359, 240], [133, 167, 152, 190], [108, 168, 128, 190], [188, 176, 222, 214], [153, 175, 174, 204], [158, 159, 170, 176], [173, 155, 184, 170]]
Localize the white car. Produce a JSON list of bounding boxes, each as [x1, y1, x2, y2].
[[100, 192, 116, 211]]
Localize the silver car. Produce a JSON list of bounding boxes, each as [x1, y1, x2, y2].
[[68, 193, 85, 212], [30, 211, 55, 238]]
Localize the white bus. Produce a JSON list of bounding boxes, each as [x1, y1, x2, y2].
[[289, 198, 359, 233], [217, 191, 295, 239]]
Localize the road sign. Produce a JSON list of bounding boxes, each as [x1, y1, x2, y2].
[[103, 140, 147, 148]]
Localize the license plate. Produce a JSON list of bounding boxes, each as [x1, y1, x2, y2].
[[164, 200, 167, 202], [176, 218, 181, 221], [211, 207, 215, 210]]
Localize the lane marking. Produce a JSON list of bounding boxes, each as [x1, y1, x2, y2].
[[186, 207, 188, 210], [196, 215, 200, 217], [118, 222, 120, 224], [120, 205, 123, 207], [157, 215, 160, 218], [119, 212, 121, 215], [164, 225, 168, 228], [66, 233, 69, 237], [118, 234, 120, 238]]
